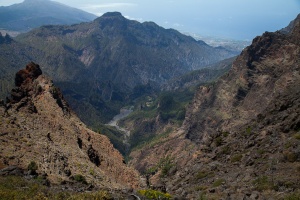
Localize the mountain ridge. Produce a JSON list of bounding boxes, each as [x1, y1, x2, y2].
[[13, 12, 237, 126], [0, 62, 141, 189], [0, 0, 96, 32], [128, 14, 300, 199]]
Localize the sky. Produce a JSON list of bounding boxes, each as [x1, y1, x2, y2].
[[1, 0, 299, 40]]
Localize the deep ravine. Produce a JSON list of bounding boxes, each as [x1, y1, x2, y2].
[[107, 107, 133, 150]]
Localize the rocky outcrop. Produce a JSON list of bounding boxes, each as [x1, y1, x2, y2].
[[0, 62, 141, 189], [129, 14, 300, 199], [0, 33, 12, 44], [184, 13, 300, 144]]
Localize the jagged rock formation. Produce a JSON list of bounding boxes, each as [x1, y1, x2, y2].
[[129, 14, 300, 199], [0, 62, 140, 189], [0, 33, 44, 100]]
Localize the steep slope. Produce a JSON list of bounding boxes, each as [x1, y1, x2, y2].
[[0, 62, 140, 189], [14, 12, 237, 125], [129, 14, 300, 199], [17, 12, 236, 89], [0, 0, 96, 32], [161, 56, 236, 91], [0, 33, 44, 99]]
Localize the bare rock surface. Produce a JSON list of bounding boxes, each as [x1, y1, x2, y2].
[[129, 14, 300, 199], [0, 62, 141, 190]]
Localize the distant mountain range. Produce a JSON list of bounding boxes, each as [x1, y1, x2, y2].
[[0, 12, 238, 127], [1, 1, 299, 198], [0, 0, 96, 32]]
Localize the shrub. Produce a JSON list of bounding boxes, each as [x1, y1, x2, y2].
[[285, 192, 300, 200], [146, 166, 158, 176], [195, 171, 214, 180], [72, 174, 87, 184], [222, 132, 229, 137], [214, 136, 223, 147], [257, 149, 265, 155], [0, 176, 112, 200], [68, 190, 112, 199], [293, 133, 300, 140], [231, 154, 243, 163], [138, 189, 172, 200], [212, 179, 225, 187], [158, 156, 174, 177], [28, 161, 38, 173], [252, 176, 274, 191], [245, 127, 252, 135], [221, 146, 231, 155]]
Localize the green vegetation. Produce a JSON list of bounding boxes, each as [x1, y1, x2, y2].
[[27, 161, 38, 173], [158, 156, 175, 177], [198, 193, 208, 200], [144, 155, 175, 178], [145, 166, 159, 176], [252, 176, 274, 191], [220, 145, 231, 155], [214, 136, 223, 147], [138, 189, 172, 200], [284, 192, 300, 200], [72, 174, 87, 184], [95, 124, 127, 156], [245, 126, 252, 136], [195, 171, 215, 180], [212, 179, 225, 187], [0, 176, 111, 200], [125, 89, 195, 151], [231, 154, 243, 163], [131, 127, 173, 152], [293, 133, 300, 140], [222, 131, 229, 137], [158, 92, 190, 122], [257, 149, 265, 155]]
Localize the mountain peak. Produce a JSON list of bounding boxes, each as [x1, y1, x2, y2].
[[101, 12, 123, 18], [23, 0, 49, 2], [7, 62, 70, 115], [0, 0, 96, 32], [15, 61, 42, 87]]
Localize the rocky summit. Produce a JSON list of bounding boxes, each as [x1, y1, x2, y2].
[[0, 62, 140, 190], [129, 14, 300, 199]]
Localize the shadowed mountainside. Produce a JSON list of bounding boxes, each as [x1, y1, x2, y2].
[[11, 12, 237, 126]]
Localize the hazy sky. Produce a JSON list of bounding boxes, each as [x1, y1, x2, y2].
[[1, 0, 299, 40]]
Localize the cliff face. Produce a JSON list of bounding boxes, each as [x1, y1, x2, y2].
[[184, 12, 300, 143], [0, 62, 140, 189], [129, 14, 300, 199]]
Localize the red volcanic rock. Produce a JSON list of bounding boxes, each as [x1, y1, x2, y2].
[[0, 62, 141, 190], [15, 61, 42, 87]]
